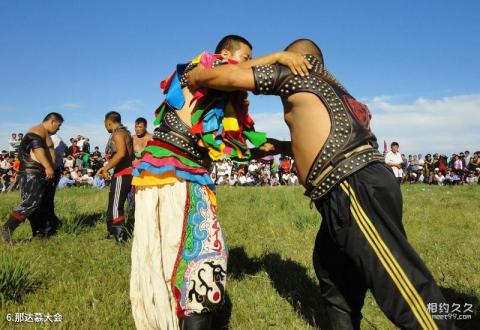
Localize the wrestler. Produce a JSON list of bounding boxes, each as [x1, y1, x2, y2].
[[130, 35, 309, 330], [186, 39, 455, 330], [97, 111, 135, 243], [1, 113, 63, 244], [132, 117, 153, 157], [28, 133, 66, 238]]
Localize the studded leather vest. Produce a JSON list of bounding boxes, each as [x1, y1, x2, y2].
[[19, 132, 46, 174], [105, 125, 129, 156], [252, 55, 384, 200], [153, 104, 210, 167]]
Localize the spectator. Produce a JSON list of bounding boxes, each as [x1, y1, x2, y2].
[[64, 155, 75, 170], [433, 168, 445, 185], [385, 142, 403, 183], [468, 151, 479, 171], [453, 155, 463, 173], [92, 146, 102, 158], [464, 151, 471, 168], [8, 133, 17, 154], [228, 174, 238, 186], [423, 154, 435, 183], [58, 172, 75, 188], [92, 174, 106, 188], [444, 169, 461, 185], [7, 153, 21, 192], [82, 138, 91, 154], [288, 173, 299, 185], [238, 173, 247, 185], [67, 139, 80, 157]]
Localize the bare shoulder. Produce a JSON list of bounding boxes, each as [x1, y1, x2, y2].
[[29, 124, 47, 138]]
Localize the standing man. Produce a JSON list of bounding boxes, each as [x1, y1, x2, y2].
[[8, 133, 17, 155], [187, 39, 454, 329], [385, 142, 404, 184], [1, 113, 63, 244], [28, 133, 66, 237], [132, 117, 153, 158], [97, 111, 134, 243], [130, 35, 306, 329]]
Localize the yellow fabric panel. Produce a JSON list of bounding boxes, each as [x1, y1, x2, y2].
[[132, 170, 181, 187]]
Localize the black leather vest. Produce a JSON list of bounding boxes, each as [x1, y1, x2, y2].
[[153, 105, 209, 167], [19, 132, 46, 174], [252, 55, 384, 200]]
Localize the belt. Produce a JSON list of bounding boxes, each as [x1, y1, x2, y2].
[[153, 108, 209, 167], [306, 144, 384, 200]]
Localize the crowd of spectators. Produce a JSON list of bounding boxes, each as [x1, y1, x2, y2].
[[2, 132, 479, 193], [386, 147, 480, 185], [1, 133, 109, 192], [209, 155, 300, 187]]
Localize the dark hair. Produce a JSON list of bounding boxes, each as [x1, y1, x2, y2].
[[215, 35, 252, 54], [285, 39, 323, 63], [43, 112, 64, 123], [391, 142, 399, 147], [135, 117, 147, 126], [105, 111, 121, 123]]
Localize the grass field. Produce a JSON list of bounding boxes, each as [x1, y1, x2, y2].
[[0, 184, 479, 329]]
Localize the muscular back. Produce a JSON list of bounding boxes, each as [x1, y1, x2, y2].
[[282, 93, 331, 184], [111, 129, 135, 170], [252, 55, 378, 187]]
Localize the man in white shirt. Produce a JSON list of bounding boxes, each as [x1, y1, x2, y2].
[[0, 155, 11, 171], [385, 142, 404, 183], [248, 160, 258, 174], [8, 133, 17, 154], [238, 174, 247, 185]]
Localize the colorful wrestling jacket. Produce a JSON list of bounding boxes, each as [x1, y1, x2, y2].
[[252, 55, 384, 200], [132, 52, 267, 190]]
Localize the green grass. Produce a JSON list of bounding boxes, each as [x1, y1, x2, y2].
[[0, 185, 479, 329]]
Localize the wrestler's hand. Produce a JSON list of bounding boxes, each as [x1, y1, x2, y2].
[[275, 51, 312, 76], [96, 167, 111, 180], [258, 142, 275, 153], [45, 166, 54, 180], [184, 65, 205, 90]]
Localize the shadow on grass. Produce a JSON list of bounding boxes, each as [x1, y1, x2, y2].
[[262, 253, 326, 329], [221, 247, 326, 329], [440, 287, 479, 330]]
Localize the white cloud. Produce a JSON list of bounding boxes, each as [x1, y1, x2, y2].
[[251, 112, 290, 141], [61, 103, 82, 110], [367, 94, 480, 155], [115, 99, 144, 112], [252, 94, 480, 155]]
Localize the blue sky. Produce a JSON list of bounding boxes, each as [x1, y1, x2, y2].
[[1, 0, 479, 155]]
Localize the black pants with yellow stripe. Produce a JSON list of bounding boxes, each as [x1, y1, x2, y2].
[[313, 163, 454, 330]]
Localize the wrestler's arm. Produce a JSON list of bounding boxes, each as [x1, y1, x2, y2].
[[188, 64, 255, 92], [236, 51, 311, 75], [32, 147, 54, 173], [187, 51, 310, 91], [46, 136, 56, 166], [249, 139, 293, 159]]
